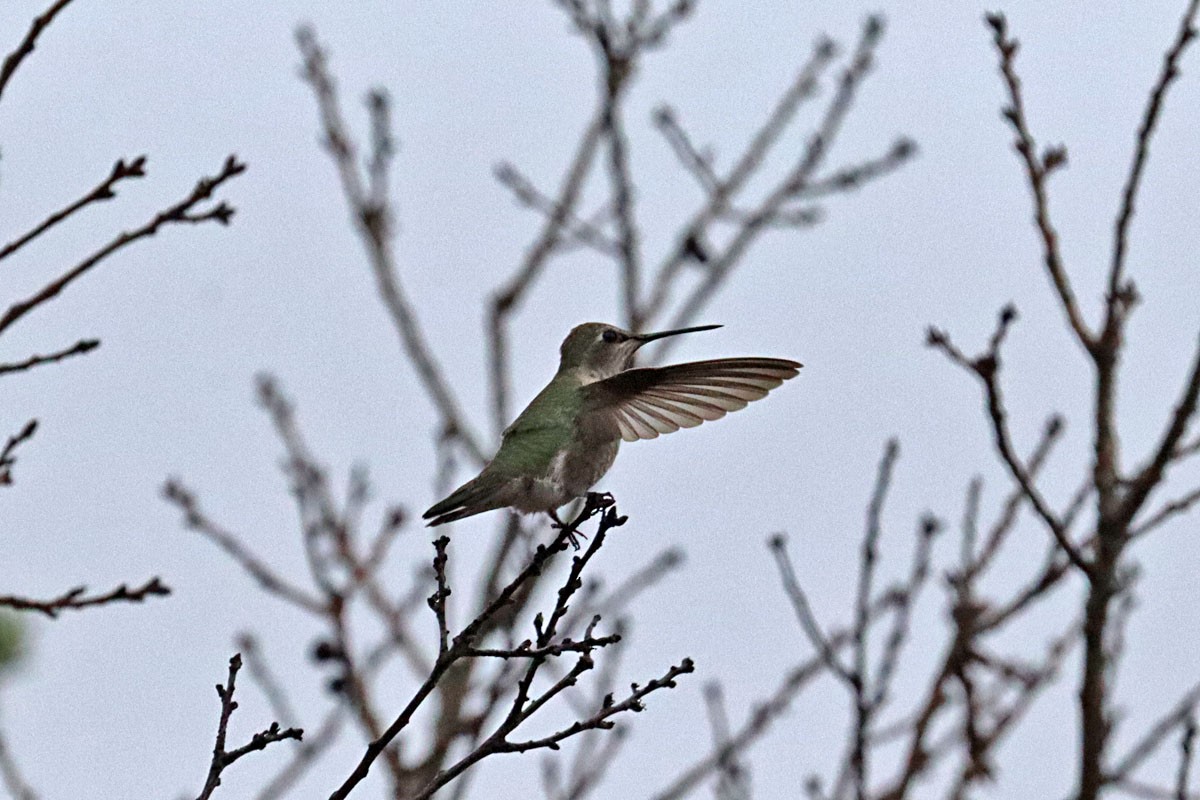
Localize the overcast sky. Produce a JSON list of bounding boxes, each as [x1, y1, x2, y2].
[[4, 1, 1200, 798]]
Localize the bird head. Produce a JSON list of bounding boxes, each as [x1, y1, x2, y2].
[[557, 322, 722, 380]]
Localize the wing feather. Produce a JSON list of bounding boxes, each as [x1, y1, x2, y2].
[[582, 357, 802, 443]]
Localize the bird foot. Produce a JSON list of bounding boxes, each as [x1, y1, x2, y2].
[[586, 491, 616, 509]]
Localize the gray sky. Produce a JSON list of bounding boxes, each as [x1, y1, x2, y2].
[[4, 1, 1200, 797]]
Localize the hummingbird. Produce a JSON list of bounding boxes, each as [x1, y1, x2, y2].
[[423, 322, 801, 527]]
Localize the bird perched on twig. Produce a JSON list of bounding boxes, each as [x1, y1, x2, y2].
[[424, 323, 801, 527]]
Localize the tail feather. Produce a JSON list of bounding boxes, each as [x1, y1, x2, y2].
[[423, 473, 508, 527]]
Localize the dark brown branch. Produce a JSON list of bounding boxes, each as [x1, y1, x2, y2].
[[430, 536, 452, 659], [413, 657, 694, 800], [0, 338, 98, 376], [195, 654, 303, 800], [0, 419, 37, 486], [927, 309, 1090, 573], [1131, 485, 1200, 538], [968, 415, 1065, 578], [256, 707, 345, 800], [0, 155, 245, 338], [328, 494, 629, 800], [984, 12, 1093, 348], [1106, 0, 1199, 318], [0, 156, 146, 263], [1122, 335, 1200, 524], [0, 0, 77, 103], [0, 577, 169, 618]]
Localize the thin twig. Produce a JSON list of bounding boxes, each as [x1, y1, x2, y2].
[[0, 338, 99, 376], [1106, 0, 1200, 317], [0, 0, 77, 103], [0, 156, 147, 263], [0, 577, 170, 618], [296, 27, 485, 464], [927, 308, 1090, 572], [195, 654, 303, 800], [163, 479, 326, 615], [0, 419, 37, 486], [984, 12, 1093, 348], [0, 155, 245, 338]]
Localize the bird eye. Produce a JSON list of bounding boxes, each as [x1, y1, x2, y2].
[[601, 329, 621, 344]]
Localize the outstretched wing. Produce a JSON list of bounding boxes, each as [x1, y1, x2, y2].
[[581, 357, 801, 442]]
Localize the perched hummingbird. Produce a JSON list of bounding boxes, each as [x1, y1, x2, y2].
[[423, 323, 801, 527]]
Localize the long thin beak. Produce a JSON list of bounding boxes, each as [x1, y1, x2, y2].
[[632, 323, 722, 345]]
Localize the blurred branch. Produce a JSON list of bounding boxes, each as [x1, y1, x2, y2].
[[653, 17, 915, 350], [494, 162, 621, 258], [163, 479, 327, 616], [1106, 683, 1200, 792], [0, 723, 37, 800], [237, 633, 300, 729], [642, 35, 837, 323], [0, 0, 78, 104], [0, 576, 169, 618], [296, 26, 486, 465], [195, 654, 304, 800], [1178, 715, 1197, 800], [703, 683, 751, 800], [489, 108, 606, 432]]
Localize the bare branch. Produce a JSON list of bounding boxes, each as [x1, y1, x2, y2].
[[1107, 683, 1200, 790], [0, 577, 169, 618], [328, 494, 635, 800], [769, 533, 852, 683], [0, 156, 147, 263], [0, 419, 37, 486], [653, 105, 717, 192], [0, 155, 246, 338], [1122, 334, 1200, 524], [195, 654, 303, 800], [1106, 0, 1200, 317], [0, 723, 37, 800], [0, 0, 77, 103], [0, 338, 99, 376], [296, 27, 486, 465], [928, 308, 1090, 573], [163, 479, 326, 615], [984, 12, 1093, 348]]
